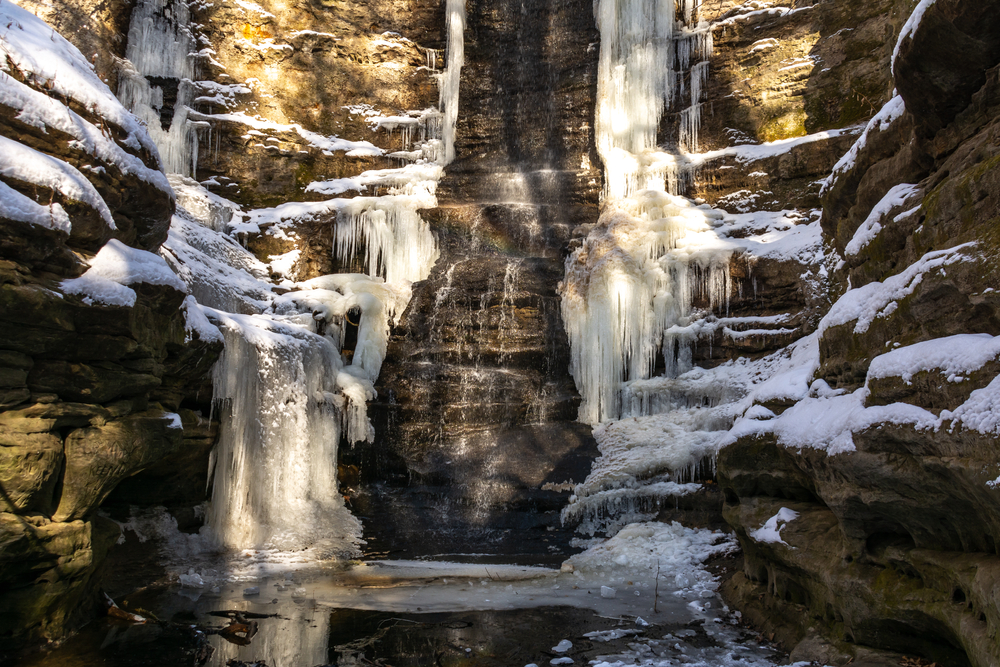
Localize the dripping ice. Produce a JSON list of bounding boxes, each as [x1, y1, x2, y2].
[[561, 0, 755, 534], [112, 0, 469, 557]]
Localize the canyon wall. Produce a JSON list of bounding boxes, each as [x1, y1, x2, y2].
[[712, 1, 1000, 665], [1, 1, 999, 666], [0, 1, 220, 642]]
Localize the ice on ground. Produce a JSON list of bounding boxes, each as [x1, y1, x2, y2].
[[552, 640, 573, 653]]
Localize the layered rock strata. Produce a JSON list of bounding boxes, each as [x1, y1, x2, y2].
[[718, 1, 1000, 665], [0, 3, 219, 644], [348, 0, 604, 561]]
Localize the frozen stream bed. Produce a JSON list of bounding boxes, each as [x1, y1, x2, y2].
[[16, 522, 789, 667]]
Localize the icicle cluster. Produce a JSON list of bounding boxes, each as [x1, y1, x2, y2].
[[594, 0, 713, 199], [117, 0, 199, 175], [140, 0, 468, 555], [332, 193, 440, 285], [163, 180, 417, 553], [562, 192, 732, 424]]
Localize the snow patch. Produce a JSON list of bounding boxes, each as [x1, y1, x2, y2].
[[749, 508, 798, 545]]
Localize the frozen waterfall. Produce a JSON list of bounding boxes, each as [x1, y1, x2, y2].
[[118, 0, 469, 554], [564, 0, 721, 425], [117, 0, 200, 175], [560, 0, 741, 533]]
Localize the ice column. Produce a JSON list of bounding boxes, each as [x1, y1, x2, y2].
[[562, 195, 731, 424], [561, 1, 726, 425], [439, 0, 466, 165], [117, 0, 199, 175]]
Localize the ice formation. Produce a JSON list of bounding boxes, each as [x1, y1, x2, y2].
[[205, 308, 363, 552], [561, 2, 828, 534], [594, 0, 712, 199], [124, 0, 468, 553], [562, 192, 736, 426], [117, 0, 200, 175], [440, 0, 466, 165], [163, 180, 416, 552]]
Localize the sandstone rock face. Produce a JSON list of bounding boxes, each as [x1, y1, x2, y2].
[[0, 4, 220, 645], [346, 0, 603, 561], [693, 0, 907, 213], [188, 0, 443, 210], [716, 1, 1000, 664]]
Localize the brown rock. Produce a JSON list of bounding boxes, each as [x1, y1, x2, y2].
[[53, 410, 185, 522]]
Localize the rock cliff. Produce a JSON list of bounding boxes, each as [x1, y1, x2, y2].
[[0, 1, 219, 644], [715, 1, 1000, 664], [1, 0, 999, 664]]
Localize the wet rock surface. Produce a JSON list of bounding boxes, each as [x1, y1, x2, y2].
[[349, 0, 602, 561]]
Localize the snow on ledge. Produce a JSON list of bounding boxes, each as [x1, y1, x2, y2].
[[749, 508, 799, 546], [845, 183, 920, 256], [62, 239, 187, 306], [868, 334, 1000, 385], [181, 295, 224, 344], [0, 134, 116, 231], [822, 95, 906, 195], [192, 111, 383, 156], [0, 1, 161, 162], [819, 243, 976, 336], [686, 127, 860, 169], [0, 180, 71, 233]]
